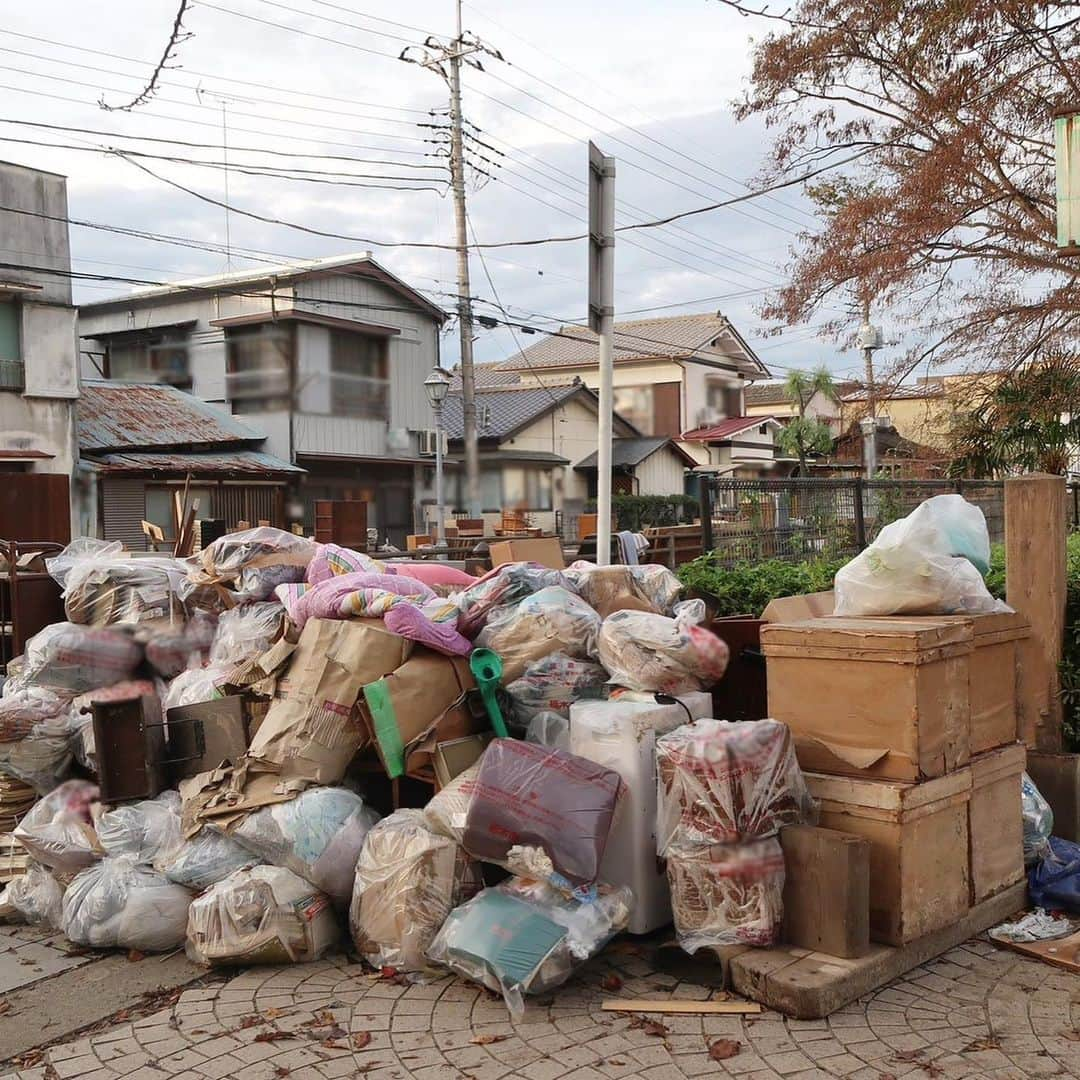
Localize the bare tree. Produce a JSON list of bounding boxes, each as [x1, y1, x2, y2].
[[100, 1, 193, 112]]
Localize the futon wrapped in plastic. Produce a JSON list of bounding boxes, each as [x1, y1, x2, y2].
[[186, 865, 339, 966], [17, 622, 142, 695], [427, 877, 632, 1014], [349, 809, 477, 972], [14, 780, 102, 874], [565, 562, 682, 616], [0, 687, 75, 793], [476, 586, 601, 683], [229, 786, 380, 906], [185, 527, 317, 599], [63, 856, 193, 952], [666, 836, 785, 952], [208, 602, 286, 667], [455, 563, 575, 637], [597, 603, 729, 694], [504, 652, 608, 727], [4, 863, 64, 929], [656, 718, 814, 852]]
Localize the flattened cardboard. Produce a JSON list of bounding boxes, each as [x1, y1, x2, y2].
[[488, 537, 565, 570], [760, 590, 835, 622], [433, 734, 493, 786]]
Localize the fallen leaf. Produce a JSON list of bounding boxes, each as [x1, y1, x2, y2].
[[353, 1031, 372, 1049], [963, 1037, 1001, 1052], [601, 974, 623, 992], [127, 949, 146, 963], [605, 1060, 626, 1067], [0, 1000, 12, 1016], [878, 1073, 898, 1080], [709, 1038, 742, 1061], [319, 1038, 350, 1051], [14, 1050, 44, 1068], [304, 1010, 338, 1027], [238, 1015, 264, 1030], [310, 1024, 347, 1042], [264, 1007, 289, 1020], [253, 1029, 298, 1044], [470, 1034, 509, 1045], [642, 1020, 669, 1038], [273, 1070, 291, 1078]]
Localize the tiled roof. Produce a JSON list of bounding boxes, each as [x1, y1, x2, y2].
[[682, 415, 777, 441], [841, 384, 944, 403], [441, 383, 586, 441], [744, 382, 792, 406], [575, 437, 695, 470]]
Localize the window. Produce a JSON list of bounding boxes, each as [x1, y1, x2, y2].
[[0, 299, 21, 390], [613, 385, 654, 434], [452, 468, 502, 513], [503, 467, 553, 510], [707, 381, 743, 419], [328, 330, 389, 420], [226, 324, 293, 413], [107, 330, 191, 386]]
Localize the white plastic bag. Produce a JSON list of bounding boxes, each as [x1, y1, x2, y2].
[[525, 711, 570, 751], [159, 831, 257, 892], [1023, 772, 1054, 866], [97, 791, 182, 864], [565, 562, 682, 616], [14, 780, 102, 874], [186, 865, 338, 966], [0, 686, 75, 794], [209, 602, 285, 666], [63, 855, 193, 952], [162, 666, 230, 712], [17, 623, 142, 694], [4, 863, 64, 929], [423, 762, 480, 845], [185, 528, 316, 593], [504, 653, 608, 726]]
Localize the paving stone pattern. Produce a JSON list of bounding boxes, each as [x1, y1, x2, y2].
[[3, 937, 1079, 1080]]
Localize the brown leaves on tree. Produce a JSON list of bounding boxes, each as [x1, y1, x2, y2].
[[709, 1038, 742, 1061]]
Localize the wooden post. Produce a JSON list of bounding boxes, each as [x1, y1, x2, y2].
[[1005, 474, 1067, 751]]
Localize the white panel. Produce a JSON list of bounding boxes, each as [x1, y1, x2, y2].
[[296, 323, 331, 413], [22, 303, 79, 398]]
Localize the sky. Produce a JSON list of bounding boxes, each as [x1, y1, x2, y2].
[[1, 0, 876, 382]]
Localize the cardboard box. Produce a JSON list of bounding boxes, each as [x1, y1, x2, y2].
[[760, 590, 835, 623], [968, 743, 1026, 904], [488, 537, 565, 570], [806, 769, 972, 946], [762, 617, 973, 781]]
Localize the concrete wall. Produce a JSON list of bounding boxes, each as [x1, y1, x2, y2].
[[0, 162, 72, 303]]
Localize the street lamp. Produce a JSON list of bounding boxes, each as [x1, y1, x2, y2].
[[424, 367, 452, 545]]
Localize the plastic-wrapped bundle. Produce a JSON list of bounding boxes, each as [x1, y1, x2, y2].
[[423, 762, 481, 845], [525, 711, 570, 750], [305, 543, 384, 583], [186, 865, 339, 966], [427, 877, 632, 1014], [185, 527, 317, 594], [656, 719, 814, 852], [140, 614, 217, 678], [476, 587, 601, 683], [71, 679, 159, 775], [834, 494, 999, 616], [161, 666, 230, 712], [666, 837, 785, 952], [14, 780, 102, 874], [0, 686, 70, 741], [208, 602, 285, 667], [1022, 772, 1054, 866], [349, 809, 477, 972], [565, 562, 682, 616], [17, 622, 142, 695], [597, 606, 729, 694], [0, 687, 74, 794], [4, 863, 64, 929], [275, 571, 434, 629], [46, 538, 188, 626], [504, 652, 608, 726], [159, 831, 257, 892], [229, 787, 380, 906], [1027, 836, 1080, 914], [455, 562, 576, 638], [463, 739, 623, 887], [98, 791, 182, 863], [63, 856, 193, 952]]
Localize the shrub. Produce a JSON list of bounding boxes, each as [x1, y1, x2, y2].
[[585, 494, 700, 532]]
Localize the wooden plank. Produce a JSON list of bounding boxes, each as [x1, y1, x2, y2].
[[1005, 474, 1067, 751], [804, 768, 971, 813], [600, 1000, 761, 1016], [969, 747, 1025, 903], [995, 926, 1080, 973]]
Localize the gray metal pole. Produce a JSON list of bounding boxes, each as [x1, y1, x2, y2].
[[595, 153, 616, 566], [434, 402, 446, 545]]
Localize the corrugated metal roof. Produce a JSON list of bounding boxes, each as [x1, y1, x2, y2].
[[682, 415, 779, 441], [83, 450, 303, 475], [79, 381, 265, 452]]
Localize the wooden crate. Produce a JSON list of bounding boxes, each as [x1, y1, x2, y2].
[[969, 743, 1026, 904], [761, 617, 973, 781], [806, 770, 972, 946]]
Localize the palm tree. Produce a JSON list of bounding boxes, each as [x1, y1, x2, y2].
[[776, 366, 838, 475]]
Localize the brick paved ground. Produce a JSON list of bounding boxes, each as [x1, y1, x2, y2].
[[2, 936, 1078, 1080]]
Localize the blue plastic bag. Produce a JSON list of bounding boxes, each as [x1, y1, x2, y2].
[[1028, 836, 1080, 913]]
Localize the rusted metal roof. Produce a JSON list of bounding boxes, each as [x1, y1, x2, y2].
[[79, 380, 265, 452], [83, 450, 303, 475]]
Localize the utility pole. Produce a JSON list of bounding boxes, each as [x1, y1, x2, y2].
[[857, 299, 883, 479], [588, 142, 616, 566]]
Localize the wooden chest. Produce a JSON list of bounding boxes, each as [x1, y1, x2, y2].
[[806, 770, 972, 946], [761, 617, 973, 782], [969, 743, 1026, 904]]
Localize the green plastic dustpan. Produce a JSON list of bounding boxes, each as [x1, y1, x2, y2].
[[470, 648, 509, 738]]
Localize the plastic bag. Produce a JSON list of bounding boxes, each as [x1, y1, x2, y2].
[[209, 602, 285, 667], [656, 719, 814, 852], [667, 836, 785, 951], [140, 613, 217, 678], [476, 586, 601, 683], [186, 527, 317, 592], [159, 831, 258, 891], [349, 809, 478, 972], [565, 562, 682, 616], [186, 865, 339, 966], [70, 679, 160, 775], [455, 563, 576, 638], [1028, 836, 1080, 914], [63, 855, 193, 952], [597, 608, 729, 694], [47, 538, 189, 626], [4, 863, 64, 929], [229, 787, 380, 906], [161, 666, 230, 712], [0, 686, 69, 741], [0, 687, 74, 794], [504, 652, 608, 726], [525, 711, 570, 751], [427, 877, 632, 1014], [14, 779, 102, 874], [17, 622, 142, 694], [834, 494, 999, 616], [1023, 773, 1054, 866], [463, 739, 623, 887], [423, 762, 481, 844], [98, 791, 182, 864]]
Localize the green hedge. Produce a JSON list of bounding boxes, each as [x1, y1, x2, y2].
[[585, 494, 700, 532]]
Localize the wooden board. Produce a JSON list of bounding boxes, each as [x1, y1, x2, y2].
[[600, 1000, 761, 1015], [968, 745, 1026, 903], [995, 927, 1080, 973]]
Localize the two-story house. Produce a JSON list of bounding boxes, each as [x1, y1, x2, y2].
[[0, 160, 80, 540], [78, 255, 447, 546]]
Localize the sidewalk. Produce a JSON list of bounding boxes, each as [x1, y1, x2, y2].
[[0, 934, 1077, 1080]]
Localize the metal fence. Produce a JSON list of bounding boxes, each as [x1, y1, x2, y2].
[[698, 478, 1024, 566]]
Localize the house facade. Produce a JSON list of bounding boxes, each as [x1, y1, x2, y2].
[[744, 380, 842, 431], [78, 255, 446, 546], [839, 382, 951, 450]]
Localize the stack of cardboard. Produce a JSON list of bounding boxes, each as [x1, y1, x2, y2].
[[761, 596, 1029, 948]]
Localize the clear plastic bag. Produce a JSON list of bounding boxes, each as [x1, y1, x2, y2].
[[525, 711, 570, 751], [208, 602, 285, 667], [666, 836, 785, 952], [504, 652, 608, 727], [160, 830, 258, 892], [455, 563, 576, 638], [1022, 772, 1054, 866], [834, 494, 999, 616], [565, 562, 682, 616], [63, 855, 193, 952], [14, 779, 102, 874], [185, 527, 317, 592], [4, 863, 64, 929], [423, 762, 481, 845], [17, 623, 142, 695], [140, 613, 217, 678], [656, 719, 814, 852], [186, 865, 338, 966], [0, 687, 74, 794], [597, 608, 729, 694], [349, 808, 477, 972], [427, 877, 632, 1014], [476, 586, 601, 683], [462, 739, 623, 887], [229, 787, 380, 906], [97, 791, 182, 864], [161, 666, 229, 712]]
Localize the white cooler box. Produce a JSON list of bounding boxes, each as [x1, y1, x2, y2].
[[570, 692, 712, 934]]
